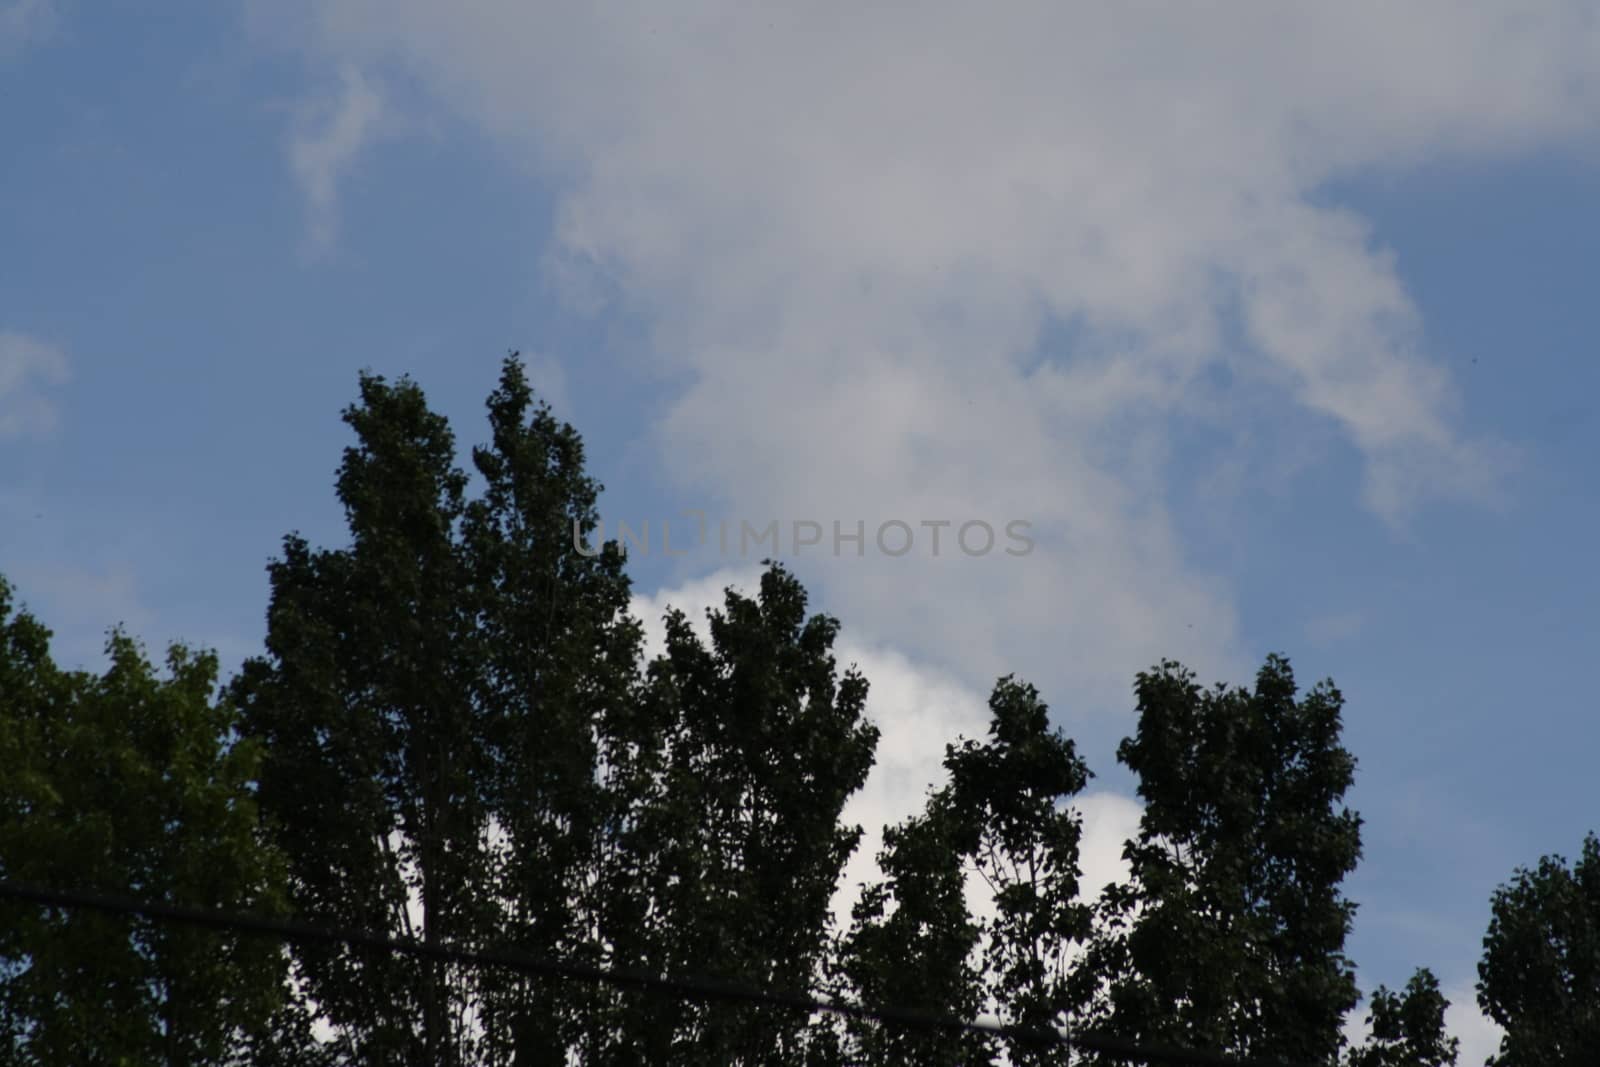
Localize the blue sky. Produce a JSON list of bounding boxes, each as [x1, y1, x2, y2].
[[5, 4, 1600, 1058]]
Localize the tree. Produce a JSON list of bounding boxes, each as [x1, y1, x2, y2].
[[230, 366, 495, 1063], [6, 345, 1526, 1064], [0, 576, 292, 1066], [947, 677, 1093, 1066], [1347, 968, 1459, 1067], [611, 565, 879, 1064], [1081, 655, 1364, 1065], [231, 355, 644, 1064], [1476, 832, 1600, 1065], [230, 359, 885, 1064], [837, 676, 1093, 1067], [838, 791, 992, 1066], [461, 357, 642, 1064]]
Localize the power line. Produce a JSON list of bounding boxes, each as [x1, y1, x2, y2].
[[0, 880, 1314, 1067]]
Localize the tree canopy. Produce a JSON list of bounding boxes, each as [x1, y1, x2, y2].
[[0, 577, 292, 1066], [0, 354, 1586, 1065], [1078, 657, 1364, 1063], [1477, 832, 1600, 1065]]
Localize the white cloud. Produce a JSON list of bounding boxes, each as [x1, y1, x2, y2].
[[253, 1, 1600, 721], [0, 0, 54, 61], [288, 64, 384, 253], [826, 642, 991, 925], [1075, 791, 1143, 903], [0, 331, 69, 438], [1445, 984, 1504, 1067], [630, 565, 762, 665]]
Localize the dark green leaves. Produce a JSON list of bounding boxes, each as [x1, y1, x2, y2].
[[840, 792, 991, 1066], [232, 365, 490, 1063], [1477, 832, 1600, 1066], [1084, 655, 1363, 1064], [1348, 969, 1459, 1067], [618, 564, 880, 1063], [0, 577, 291, 1066], [12, 353, 1582, 1065], [231, 355, 640, 1064], [838, 676, 1090, 1066]]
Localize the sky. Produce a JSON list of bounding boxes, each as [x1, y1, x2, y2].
[[5, 3, 1600, 1060]]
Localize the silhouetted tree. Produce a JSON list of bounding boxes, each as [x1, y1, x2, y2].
[[1347, 968, 1459, 1067], [0, 578, 292, 1065], [1080, 656, 1363, 1065], [1477, 832, 1600, 1066]]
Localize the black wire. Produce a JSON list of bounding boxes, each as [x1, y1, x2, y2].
[[0, 880, 1314, 1067]]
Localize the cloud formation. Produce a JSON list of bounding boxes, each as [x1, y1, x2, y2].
[[255, 2, 1600, 720], [288, 64, 384, 253], [1446, 985, 1505, 1067], [0, 331, 69, 438]]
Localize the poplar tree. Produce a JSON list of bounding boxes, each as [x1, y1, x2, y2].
[[612, 566, 879, 1064], [1081, 655, 1364, 1064]]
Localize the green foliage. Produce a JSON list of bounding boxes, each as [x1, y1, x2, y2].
[[838, 676, 1094, 1067], [1477, 832, 1600, 1066], [948, 677, 1092, 1066], [227, 357, 882, 1064], [613, 564, 880, 1063], [840, 791, 992, 1066], [1346, 968, 1459, 1067], [0, 576, 290, 1066], [458, 356, 642, 1062], [230, 366, 492, 1064], [14, 352, 1585, 1065], [230, 355, 643, 1063], [1081, 655, 1363, 1065]]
